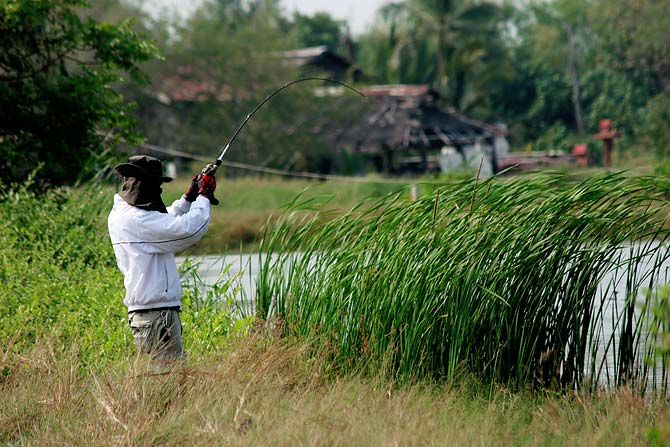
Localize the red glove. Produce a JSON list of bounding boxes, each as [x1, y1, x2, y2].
[[198, 174, 219, 205], [184, 175, 200, 202]]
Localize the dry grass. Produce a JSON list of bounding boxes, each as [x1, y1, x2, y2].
[[2, 335, 669, 446]]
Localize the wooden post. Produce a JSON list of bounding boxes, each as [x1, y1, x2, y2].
[[593, 119, 620, 168], [410, 184, 419, 201]]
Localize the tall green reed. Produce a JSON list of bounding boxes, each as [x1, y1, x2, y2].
[[256, 173, 670, 390]]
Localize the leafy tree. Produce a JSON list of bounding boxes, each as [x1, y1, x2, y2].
[[141, 0, 295, 159], [356, 3, 410, 84], [291, 11, 346, 51], [642, 93, 670, 157], [589, 0, 670, 157], [478, 1, 592, 148], [0, 0, 160, 186], [131, 0, 367, 174], [513, 1, 593, 133], [590, 0, 670, 95], [366, 0, 502, 109]]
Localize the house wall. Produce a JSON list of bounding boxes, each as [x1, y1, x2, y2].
[[439, 143, 495, 178]]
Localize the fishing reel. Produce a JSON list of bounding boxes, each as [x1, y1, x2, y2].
[[201, 160, 222, 177]]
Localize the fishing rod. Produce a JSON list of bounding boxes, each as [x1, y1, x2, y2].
[[200, 77, 366, 176]]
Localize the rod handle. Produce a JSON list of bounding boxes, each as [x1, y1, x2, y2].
[[201, 159, 222, 176]]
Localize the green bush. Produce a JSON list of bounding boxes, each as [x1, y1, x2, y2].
[[0, 183, 127, 363], [642, 93, 670, 158], [0, 0, 160, 186]]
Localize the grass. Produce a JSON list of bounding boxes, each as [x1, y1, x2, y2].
[[1, 335, 669, 446], [161, 167, 670, 254], [2, 174, 670, 445], [257, 172, 670, 389], [0, 184, 242, 365], [161, 175, 417, 253]]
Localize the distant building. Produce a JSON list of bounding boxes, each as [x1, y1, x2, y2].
[[280, 45, 356, 80], [150, 65, 232, 105], [131, 47, 510, 177], [336, 84, 509, 176]]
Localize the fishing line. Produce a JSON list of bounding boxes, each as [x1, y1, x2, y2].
[[200, 77, 366, 176]]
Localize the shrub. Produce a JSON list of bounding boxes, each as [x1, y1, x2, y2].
[[0, 183, 127, 363]]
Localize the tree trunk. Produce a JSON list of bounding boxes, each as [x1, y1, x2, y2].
[[566, 23, 585, 134], [436, 17, 448, 93]]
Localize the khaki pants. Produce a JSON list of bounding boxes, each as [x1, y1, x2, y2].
[[128, 308, 184, 360]]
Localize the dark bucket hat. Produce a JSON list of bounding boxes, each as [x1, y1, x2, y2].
[[114, 155, 173, 183]]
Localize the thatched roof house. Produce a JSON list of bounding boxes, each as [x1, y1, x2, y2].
[[337, 84, 508, 174]]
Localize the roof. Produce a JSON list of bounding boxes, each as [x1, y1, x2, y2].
[[338, 86, 507, 152], [151, 66, 231, 104], [281, 45, 332, 59], [280, 46, 352, 77], [150, 48, 354, 103]]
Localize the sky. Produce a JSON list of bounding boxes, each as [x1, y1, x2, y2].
[[281, 0, 391, 34], [139, 0, 392, 35]]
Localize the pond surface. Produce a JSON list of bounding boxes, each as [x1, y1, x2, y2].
[[178, 244, 670, 390]]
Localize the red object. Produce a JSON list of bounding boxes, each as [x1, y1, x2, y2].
[[573, 144, 588, 167], [198, 174, 217, 196], [593, 119, 620, 168], [572, 144, 587, 157]]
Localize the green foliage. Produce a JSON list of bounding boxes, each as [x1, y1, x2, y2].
[[415, 0, 667, 157], [50, 0, 668, 176], [642, 93, 670, 158], [257, 173, 670, 389], [291, 12, 346, 50], [646, 284, 670, 446], [529, 123, 572, 152], [527, 123, 600, 165], [648, 285, 670, 360], [132, 0, 369, 175], [589, 0, 670, 96], [0, 0, 160, 187], [358, 0, 503, 110], [179, 257, 254, 354], [0, 182, 127, 362]]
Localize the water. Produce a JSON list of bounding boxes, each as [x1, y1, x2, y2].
[[177, 252, 267, 317], [586, 242, 670, 390], [177, 253, 262, 298], [178, 243, 670, 390]]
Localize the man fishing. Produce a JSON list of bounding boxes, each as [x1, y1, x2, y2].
[[105, 79, 360, 361], [108, 155, 218, 360]]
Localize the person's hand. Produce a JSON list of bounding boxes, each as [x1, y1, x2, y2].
[[198, 174, 219, 205], [184, 175, 200, 202]]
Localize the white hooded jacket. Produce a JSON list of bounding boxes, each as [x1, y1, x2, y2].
[[108, 194, 211, 312]]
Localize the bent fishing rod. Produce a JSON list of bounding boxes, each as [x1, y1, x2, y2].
[[200, 77, 366, 176]]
